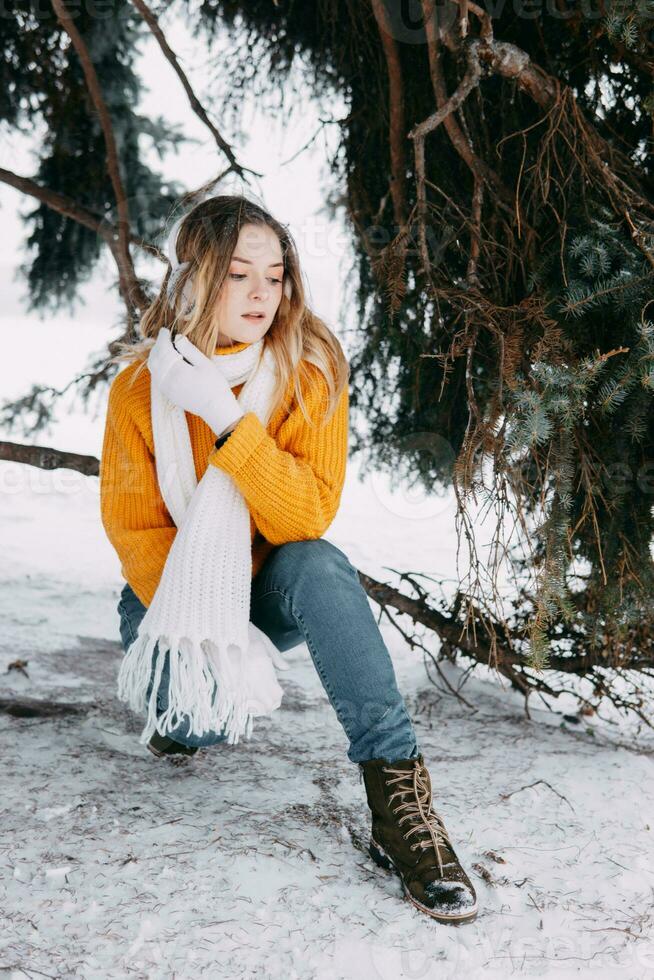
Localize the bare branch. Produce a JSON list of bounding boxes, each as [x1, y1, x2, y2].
[[0, 696, 93, 718], [410, 39, 484, 274], [409, 42, 482, 144], [421, 1, 516, 215], [0, 440, 99, 476], [475, 37, 560, 108], [463, 0, 493, 41], [369, 0, 408, 227], [130, 0, 261, 181]]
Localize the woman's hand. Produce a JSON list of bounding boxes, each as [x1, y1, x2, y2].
[[148, 328, 245, 438]]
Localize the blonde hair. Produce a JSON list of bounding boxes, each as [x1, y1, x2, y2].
[[111, 194, 349, 427]]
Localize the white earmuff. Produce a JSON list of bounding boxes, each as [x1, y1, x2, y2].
[[165, 213, 194, 313]]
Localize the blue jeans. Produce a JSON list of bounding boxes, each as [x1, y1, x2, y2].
[[117, 538, 420, 765]]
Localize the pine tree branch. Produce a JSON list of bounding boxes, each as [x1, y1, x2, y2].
[[421, 0, 517, 217], [0, 167, 108, 237], [0, 696, 93, 718], [51, 0, 150, 319], [357, 568, 654, 677], [369, 0, 408, 228], [129, 0, 261, 181], [473, 36, 560, 109], [0, 441, 99, 476], [0, 166, 162, 260], [410, 38, 484, 276], [414, 12, 654, 274], [460, 0, 654, 251]]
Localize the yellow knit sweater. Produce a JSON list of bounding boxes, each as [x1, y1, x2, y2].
[[100, 339, 349, 608]]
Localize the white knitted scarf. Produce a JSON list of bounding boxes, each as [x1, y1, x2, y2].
[[116, 336, 288, 747]]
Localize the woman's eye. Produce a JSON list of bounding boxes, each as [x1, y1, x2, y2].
[[229, 273, 283, 284]]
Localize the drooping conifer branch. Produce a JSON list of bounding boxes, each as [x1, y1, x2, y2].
[[51, 0, 149, 322]]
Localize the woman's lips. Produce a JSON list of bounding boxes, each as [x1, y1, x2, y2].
[[242, 313, 265, 321]]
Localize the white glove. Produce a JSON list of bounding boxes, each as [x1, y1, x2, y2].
[[148, 328, 244, 438]]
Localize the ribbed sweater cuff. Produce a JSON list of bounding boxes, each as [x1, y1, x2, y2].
[[206, 411, 269, 475]]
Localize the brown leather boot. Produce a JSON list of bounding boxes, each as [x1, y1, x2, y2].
[[360, 754, 478, 923], [147, 730, 198, 758]]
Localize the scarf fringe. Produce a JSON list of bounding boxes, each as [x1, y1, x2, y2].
[[117, 630, 269, 747]]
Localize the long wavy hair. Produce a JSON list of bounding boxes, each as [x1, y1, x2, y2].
[[111, 194, 349, 427]]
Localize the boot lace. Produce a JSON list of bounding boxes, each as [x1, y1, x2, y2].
[[382, 761, 452, 874]]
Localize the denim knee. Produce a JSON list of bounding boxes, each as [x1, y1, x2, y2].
[[273, 539, 358, 589]]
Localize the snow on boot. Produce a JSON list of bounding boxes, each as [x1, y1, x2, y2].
[[359, 753, 478, 923]]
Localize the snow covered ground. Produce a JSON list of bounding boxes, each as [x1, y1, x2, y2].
[[1, 14, 653, 975], [1, 450, 654, 980]]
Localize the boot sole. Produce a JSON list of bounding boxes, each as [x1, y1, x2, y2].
[[369, 836, 478, 924], [146, 740, 199, 759]]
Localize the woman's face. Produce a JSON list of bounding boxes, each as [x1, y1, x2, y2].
[[213, 222, 285, 347]]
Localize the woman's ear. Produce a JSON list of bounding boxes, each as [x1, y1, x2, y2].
[[283, 277, 293, 300]]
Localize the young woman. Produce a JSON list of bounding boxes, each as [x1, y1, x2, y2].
[[99, 194, 478, 924]]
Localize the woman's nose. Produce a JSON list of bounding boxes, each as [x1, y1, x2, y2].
[[249, 279, 269, 301]]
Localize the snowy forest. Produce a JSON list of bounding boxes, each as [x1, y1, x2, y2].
[[1, 1, 654, 977]]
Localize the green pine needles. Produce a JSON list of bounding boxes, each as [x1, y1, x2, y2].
[[505, 209, 654, 672]]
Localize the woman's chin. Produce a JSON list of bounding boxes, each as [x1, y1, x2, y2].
[[216, 323, 267, 347]]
